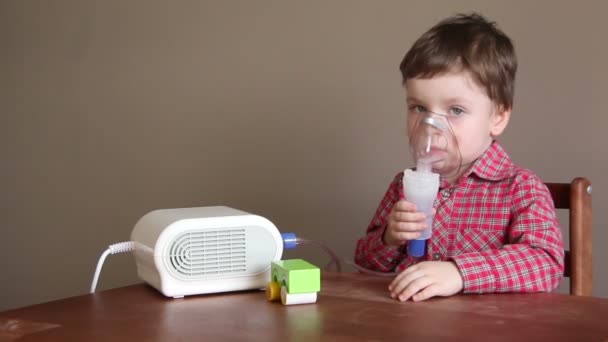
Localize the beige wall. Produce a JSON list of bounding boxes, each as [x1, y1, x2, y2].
[[1, 0, 606, 310]]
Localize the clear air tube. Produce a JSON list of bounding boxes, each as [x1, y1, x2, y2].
[[344, 259, 398, 277], [295, 238, 342, 272], [281, 233, 342, 272]]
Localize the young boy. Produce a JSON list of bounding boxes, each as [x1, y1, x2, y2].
[[354, 13, 564, 302]]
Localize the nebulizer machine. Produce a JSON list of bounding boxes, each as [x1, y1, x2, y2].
[[404, 109, 459, 257]]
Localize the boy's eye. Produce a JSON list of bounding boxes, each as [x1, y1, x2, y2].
[[448, 107, 465, 116], [410, 105, 427, 114]]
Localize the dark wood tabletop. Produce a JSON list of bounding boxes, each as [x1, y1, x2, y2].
[[2, 271, 608, 341]]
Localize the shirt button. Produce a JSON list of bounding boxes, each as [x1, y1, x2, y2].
[[432, 253, 442, 261], [441, 189, 451, 198]]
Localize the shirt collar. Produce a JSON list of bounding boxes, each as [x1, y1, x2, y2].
[[466, 140, 514, 181]]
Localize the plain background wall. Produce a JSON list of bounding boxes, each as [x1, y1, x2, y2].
[[1, 0, 606, 311]]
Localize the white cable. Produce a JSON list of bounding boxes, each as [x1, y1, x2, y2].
[[90, 241, 135, 293]]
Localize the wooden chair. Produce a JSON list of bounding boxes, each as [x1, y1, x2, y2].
[[545, 178, 593, 296]]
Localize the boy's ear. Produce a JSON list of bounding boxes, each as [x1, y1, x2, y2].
[[490, 105, 511, 137]]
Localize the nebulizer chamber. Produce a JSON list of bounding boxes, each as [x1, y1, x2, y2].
[[404, 112, 453, 257]]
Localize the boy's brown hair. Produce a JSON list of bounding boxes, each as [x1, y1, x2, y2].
[[400, 13, 517, 110]]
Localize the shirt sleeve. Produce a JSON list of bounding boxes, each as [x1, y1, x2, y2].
[[450, 173, 565, 293], [354, 173, 407, 272]]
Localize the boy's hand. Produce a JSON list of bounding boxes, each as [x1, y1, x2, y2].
[[383, 200, 429, 246], [388, 261, 463, 301]]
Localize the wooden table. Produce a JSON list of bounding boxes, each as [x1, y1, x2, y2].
[[2, 272, 607, 341]]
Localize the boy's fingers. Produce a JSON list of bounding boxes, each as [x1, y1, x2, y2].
[[398, 277, 434, 302], [397, 232, 421, 241], [395, 221, 426, 232], [389, 268, 423, 296], [390, 265, 416, 288], [394, 200, 417, 212], [394, 211, 426, 222], [412, 283, 441, 302]]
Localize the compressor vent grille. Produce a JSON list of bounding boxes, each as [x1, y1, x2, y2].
[[167, 228, 247, 279]]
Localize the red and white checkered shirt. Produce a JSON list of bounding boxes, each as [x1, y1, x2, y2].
[[354, 141, 564, 293]]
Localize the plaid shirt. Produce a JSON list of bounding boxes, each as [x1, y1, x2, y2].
[[354, 141, 564, 293]]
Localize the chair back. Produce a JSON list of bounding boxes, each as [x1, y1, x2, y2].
[[545, 178, 592, 296]]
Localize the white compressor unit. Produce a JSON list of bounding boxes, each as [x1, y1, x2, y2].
[[129, 206, 284, 298]]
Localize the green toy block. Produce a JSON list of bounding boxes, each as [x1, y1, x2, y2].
[[271, 259, 321, 294]]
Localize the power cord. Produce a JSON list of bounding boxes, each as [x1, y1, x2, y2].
[[90, 241, 135, 293]]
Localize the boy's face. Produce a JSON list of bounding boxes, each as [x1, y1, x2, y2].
[[405, 70, 510, 182]]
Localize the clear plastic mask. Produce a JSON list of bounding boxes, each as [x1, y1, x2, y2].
[[408, 110, 461, 177]]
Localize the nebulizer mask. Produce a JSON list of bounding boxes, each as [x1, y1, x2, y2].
[[404, 110, 460, 257]]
